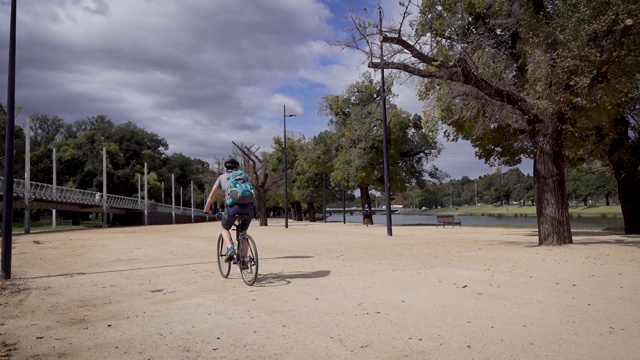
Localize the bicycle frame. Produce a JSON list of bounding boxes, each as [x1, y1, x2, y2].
[[216, 214, 259, 286]]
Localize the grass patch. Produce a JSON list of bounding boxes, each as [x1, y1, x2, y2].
[[11, 219, 104, 233]]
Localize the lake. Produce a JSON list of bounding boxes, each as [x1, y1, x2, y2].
[[325, 213, 623, 230]]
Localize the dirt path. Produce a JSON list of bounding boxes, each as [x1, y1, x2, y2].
[[1, 221, 639, 359]]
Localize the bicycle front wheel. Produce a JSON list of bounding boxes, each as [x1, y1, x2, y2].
[[239, 234, 259, 286], [216, 234, 231, 278]]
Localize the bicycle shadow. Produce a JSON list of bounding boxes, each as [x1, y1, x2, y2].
[[256, 270, 330, 287], [261, 255, 314, 260]]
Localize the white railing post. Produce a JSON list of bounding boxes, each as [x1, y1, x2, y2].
[[144, 162, 148, 225], [171, 173, 175, 224], [52, 147, 56, 229]]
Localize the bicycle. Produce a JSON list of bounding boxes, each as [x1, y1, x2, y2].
[[216, 214, 259, 286]]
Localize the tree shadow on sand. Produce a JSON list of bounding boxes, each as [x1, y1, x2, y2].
[[255, 270, 330, 287], [503, 230, 640, 247], [568, 230, 640, 247]]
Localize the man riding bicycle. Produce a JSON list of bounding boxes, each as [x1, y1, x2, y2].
[[204, 158, 255, 262]]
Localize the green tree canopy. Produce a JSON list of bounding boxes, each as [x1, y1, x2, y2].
[[319, 72, 441, 209], [339, 0, 640, 244]]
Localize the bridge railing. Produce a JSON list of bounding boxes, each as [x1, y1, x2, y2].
[[107, 194, 143, 210], [2, 176, 208, 216], [148, 202, 207, 216], [8, 177, 104, 205]]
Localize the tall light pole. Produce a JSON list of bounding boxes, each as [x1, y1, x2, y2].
[[171, 173, 175, 224], [190, 180, 194, 223], [283, 104, 296, 229], [52, 148, 57, 228], [24, 113, 30, 233], [102, 147, 107, 227], [2, 0, 18, 279], [144, 162, 148, 225], [322, 172, 326, 223], [379, 6, 393, 236]]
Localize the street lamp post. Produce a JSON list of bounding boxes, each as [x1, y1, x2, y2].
[[322, 172, 326, 223], [1, 0, 18, 279], [378, 6, 393, 236], [102, 147, 107, 227], [144, 162, 148, 226], [283, 104, 297, 229], [24, 113, 30, 234], [53, 148, 57, 228]]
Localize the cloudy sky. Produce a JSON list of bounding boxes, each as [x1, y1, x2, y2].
[[1, 0, 532, 180]]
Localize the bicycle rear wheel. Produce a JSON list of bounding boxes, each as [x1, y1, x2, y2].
[[239, 234, 259, 286], [216, 234, 231, 278]]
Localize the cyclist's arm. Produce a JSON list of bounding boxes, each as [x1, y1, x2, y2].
[[204, 183, 222, 213]]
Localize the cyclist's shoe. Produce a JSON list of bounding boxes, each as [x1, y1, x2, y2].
[[224, 249, 236, 263]]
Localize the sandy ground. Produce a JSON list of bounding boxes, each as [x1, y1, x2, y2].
[[1, 220, 639, 360]]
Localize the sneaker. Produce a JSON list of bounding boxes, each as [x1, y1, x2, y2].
[[224, 248, 236, 263]]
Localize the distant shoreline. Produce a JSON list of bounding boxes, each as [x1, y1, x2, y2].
[[401, 204, 623, 218]]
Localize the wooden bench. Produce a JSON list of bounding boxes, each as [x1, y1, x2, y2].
[[436, 215, 461, 228]]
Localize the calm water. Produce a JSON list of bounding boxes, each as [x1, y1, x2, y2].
[[325, 213, 623, 230]]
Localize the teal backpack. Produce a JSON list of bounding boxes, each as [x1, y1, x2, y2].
[[226, 170, 256, 205]]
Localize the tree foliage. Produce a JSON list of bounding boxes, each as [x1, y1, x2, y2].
[[336, 0, 640, 244], [18, 114, 214, 208], [319, 72, 441, 212]]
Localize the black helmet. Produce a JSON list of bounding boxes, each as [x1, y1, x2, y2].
[[224, 158, 240, 170]]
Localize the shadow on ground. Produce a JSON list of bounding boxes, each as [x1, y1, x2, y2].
[[18, 261, 213, 280], [256, 270, 330, 287], [263, 255, 314, 260], [501, 230, 640, 248]]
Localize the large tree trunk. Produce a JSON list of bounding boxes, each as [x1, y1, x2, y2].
[[307, 201, 317, 222], [615, 173, 640, 234], [607, 116, 640, 234], [291, 201, 303, 221], [533, 130, 573, 245], [256, 189, 268, 226]]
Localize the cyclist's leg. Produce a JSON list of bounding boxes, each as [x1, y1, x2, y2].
[[220, 206, 235, 249], [235, 203, 254, 257], [236, 203, 254, 232]]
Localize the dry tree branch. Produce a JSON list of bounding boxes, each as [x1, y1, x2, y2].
[[370, 35, 532, 119]]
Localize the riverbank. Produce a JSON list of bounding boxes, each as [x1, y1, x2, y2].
[[407, 204, 622, 217], [1, 220, 639, 359]]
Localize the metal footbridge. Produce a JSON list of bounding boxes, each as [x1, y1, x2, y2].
[[0, 176, 209, 218]]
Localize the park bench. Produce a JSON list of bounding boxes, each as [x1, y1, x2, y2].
[[436, 215, 462, 228]]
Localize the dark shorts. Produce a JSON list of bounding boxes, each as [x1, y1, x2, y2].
[[221, 203, 254, 231]]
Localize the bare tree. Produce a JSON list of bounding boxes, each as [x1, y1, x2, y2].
[[232, 141, 273, 226]]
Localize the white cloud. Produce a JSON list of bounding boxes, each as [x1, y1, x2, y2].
[[0, 0, 513, 180]]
